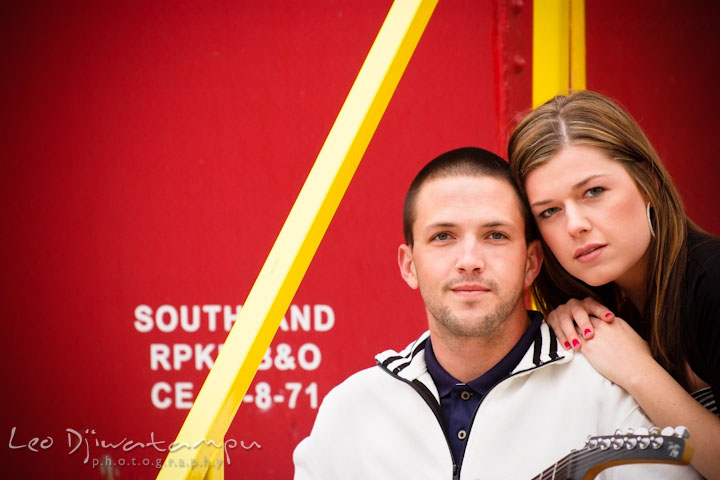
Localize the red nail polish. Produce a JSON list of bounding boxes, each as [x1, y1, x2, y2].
[[605, 313, 612, 319], [572, 339, 580, 347], [584, 328, 592, 336], [564, 341, 571, 349]]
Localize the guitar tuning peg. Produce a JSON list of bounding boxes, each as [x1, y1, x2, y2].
[[586, 436, 598, 448], [651, 436, 665, 449], [624, 427, 634, 436], [661, 426, 675, 436], [614, 428, 623, 436], [649, 426, 661, 435], [634, 427, 649, 436], [674, 426, 690, 438]]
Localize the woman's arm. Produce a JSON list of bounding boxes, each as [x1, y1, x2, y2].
[[580, 316, 720, 479]]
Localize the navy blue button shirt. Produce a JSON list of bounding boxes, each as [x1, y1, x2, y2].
[[424, 311, 543, 468]]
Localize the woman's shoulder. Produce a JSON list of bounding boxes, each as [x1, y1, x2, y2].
[[681, 230, 720, 330], [683, 230, 720, 393], [686, 230, 720, 276], [682, 231, 720, 310]]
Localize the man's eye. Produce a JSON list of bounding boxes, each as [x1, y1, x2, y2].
[[433, 232, 450, 241], [488, 232, 507, 240], [539, 207, 560, 219]]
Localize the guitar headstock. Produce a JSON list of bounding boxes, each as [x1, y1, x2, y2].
[[535, 426, 694, 480], [579, 427, 693, 480]]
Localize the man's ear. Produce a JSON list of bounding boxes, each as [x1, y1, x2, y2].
[[398, 244, 418, 289], [524, 239, 543, 288]]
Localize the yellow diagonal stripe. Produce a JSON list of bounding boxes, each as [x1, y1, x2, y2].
[[157, 1, 438, 479]]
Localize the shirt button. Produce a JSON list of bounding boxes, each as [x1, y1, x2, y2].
[[457, 430, 467, 440], [460, 391, 472, 400]]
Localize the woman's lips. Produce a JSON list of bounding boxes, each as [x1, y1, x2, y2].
[[574, 244, 606, 263]]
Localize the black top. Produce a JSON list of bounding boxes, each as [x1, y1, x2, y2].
[[682, 231, 720, 396]]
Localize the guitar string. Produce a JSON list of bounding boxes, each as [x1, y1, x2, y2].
[[542, 443, 673, 480], [534, 442, 649, 479]]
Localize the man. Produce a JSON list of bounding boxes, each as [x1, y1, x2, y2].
[[293, 147, 698, 479]]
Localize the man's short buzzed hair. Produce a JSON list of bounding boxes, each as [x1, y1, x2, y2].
[[402, 147, 537, 246]]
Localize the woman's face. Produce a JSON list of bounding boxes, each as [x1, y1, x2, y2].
[[524, 145, 652, 293]]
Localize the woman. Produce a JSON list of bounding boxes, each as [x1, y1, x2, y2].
[[508, 90, 720, 478]]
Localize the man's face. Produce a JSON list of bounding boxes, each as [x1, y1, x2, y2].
[[398, 175, 541, 340]]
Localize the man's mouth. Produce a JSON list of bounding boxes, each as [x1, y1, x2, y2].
[[450, 284, 491, 295]]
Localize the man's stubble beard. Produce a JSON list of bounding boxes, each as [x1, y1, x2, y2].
[[421, 279, 523, 339]]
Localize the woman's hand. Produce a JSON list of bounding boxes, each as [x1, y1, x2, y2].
[[577, 316, 655, 388], [545, 297, 615, 350]]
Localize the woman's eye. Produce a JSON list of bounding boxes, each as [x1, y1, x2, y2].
[[586, 186, 605, 197], [539, 207, 560, 219]]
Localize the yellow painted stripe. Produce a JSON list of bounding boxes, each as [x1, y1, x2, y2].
[[532, 0, 570, 107], [570, 0, 586, 90], [204, 449, 222, 480], [156, 1, 438, 479]]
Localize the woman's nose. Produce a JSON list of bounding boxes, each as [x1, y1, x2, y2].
[[565, 204, 591, 236]]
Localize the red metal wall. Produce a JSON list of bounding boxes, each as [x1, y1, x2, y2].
[[2, 1, 717, 479], [2, 2, 498, 478], [585, 0, 720, 235]]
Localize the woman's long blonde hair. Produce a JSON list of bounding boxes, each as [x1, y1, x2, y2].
[[508, 90, 696, 388]]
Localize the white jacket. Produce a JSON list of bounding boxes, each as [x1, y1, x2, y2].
[[294, 324, 700, 479]]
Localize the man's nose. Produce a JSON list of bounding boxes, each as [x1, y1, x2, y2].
[[455, 237, 485, 273]]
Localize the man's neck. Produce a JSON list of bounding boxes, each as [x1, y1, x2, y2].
[[429, 305, 530, 383]]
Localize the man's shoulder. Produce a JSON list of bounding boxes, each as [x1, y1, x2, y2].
[[318, 331, 431, 411], [520, 326, 621, 390], [374, 330, 430, 365], [530, 342, 610, 384], [521, 345, 642, 417], [326, 365, 386, 396]]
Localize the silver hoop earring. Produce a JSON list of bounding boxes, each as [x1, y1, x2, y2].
[[646, 202, 656, 238]]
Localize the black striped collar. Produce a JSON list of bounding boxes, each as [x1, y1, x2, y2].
[[375, 313, 571, 383]]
